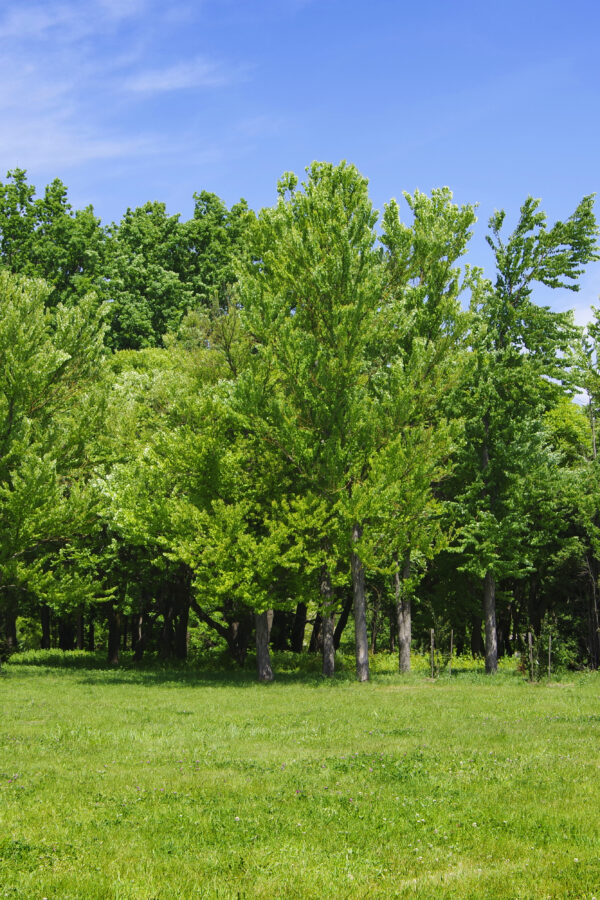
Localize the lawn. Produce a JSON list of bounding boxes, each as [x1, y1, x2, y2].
[[1, 655, 599, 898]]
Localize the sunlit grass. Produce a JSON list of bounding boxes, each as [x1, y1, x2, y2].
[[1, 654, 599, 898]]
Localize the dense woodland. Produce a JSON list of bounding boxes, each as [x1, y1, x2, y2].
[[1, 162, 599, 681]]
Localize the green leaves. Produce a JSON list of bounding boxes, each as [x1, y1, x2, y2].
[[0, 271, 106, 607]]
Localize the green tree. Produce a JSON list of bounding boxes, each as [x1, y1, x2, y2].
[[180, 191, 253, 308], [0, 270, 106, 651], [454, 195, 598, 672], [104, 202, 192, 350], [0, 169, 106, 309], [375, 187, 476, 671], [238, 161, 383, 679]]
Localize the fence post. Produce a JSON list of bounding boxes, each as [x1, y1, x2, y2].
[[449, 629, 454, 677], [548, 634, 552, 680]]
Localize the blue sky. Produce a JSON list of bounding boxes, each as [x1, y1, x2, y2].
[[1, 0, 599, 320]]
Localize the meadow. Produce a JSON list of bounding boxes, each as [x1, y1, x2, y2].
[[1, 653, 599, 899]]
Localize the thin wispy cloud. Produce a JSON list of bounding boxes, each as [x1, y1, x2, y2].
[[0, 0, 243, 173], [0, 0, 146, 42], [125, 57, 235, 94]]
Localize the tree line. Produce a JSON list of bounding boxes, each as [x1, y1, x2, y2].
[[0, 162, 598, 681]]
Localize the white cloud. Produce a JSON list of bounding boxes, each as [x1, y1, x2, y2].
[[0, 0, 147, 42], [0, 0, 247, 174], [125, 57, 237, 93], [0, 115, 163, 170]]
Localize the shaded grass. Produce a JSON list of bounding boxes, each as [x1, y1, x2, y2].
[[1, 657, 599, 898]]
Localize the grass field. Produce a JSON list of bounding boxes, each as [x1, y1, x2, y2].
[[1, 654, 600, 899]]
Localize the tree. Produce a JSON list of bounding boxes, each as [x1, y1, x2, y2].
[[0, 169, 106, 309], [454, 195, 598, 672], [180, 191, 253, 308], [238, 161, 383, 679], [104, 193, 253, 351], [104, 202, 192, 350], [375, 187, 476, 672], [0, 270, 106, 652]]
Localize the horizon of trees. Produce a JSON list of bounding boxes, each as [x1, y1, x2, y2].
[[0, 163, 599, 682]]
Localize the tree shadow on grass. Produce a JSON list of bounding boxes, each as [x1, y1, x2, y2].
[[6, 649, 359, 688]]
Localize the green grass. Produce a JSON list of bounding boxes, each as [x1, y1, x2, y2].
[[1, 654, 600, 898]]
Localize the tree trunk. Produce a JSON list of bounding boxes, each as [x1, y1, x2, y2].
[[174, 603, 190, 660], [586, 553, 600, 669], [190, 598, 253, 665], [321, 566, 335, 677], [133, 612, 145, 662], [290, 602, 307, 652], [107, 607, 121, 665], [470, 614, 484, 656], [370, 591, 381, 654], [41, 604, 51, 649], [308, 613, 323, 653], [270, 609, 292, 651], [58, 616, 75, 651], [255, 611, 274, 682], [483, 570, 498, 674], [333, 591, 353, 650], [351, 523, 369, 682], [227, 613, 253, 665], [395, 551, 411, 673], [87, 612, 95, 652], [159, 602, 174, 658], [76, 610, 85, 651], [4, 609, 18, 652]]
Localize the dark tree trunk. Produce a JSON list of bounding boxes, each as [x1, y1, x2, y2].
[[470, 614, 484, 656], [255, 611, 274, 682], [497, 602, 512, 657], [122, 615, 129, 652], [528, 580, 544, 636], [308, 613, 323, 653], [107, 607, 121, 665], [333, 592, 353, 650], [189, 598, 253, 665], [76, 610, 85, 651], [395, 551, 412, 673], [87, 613, 95, 652], [174, 602, 189, 660], [455, 624, 465, 656], [227, 612, 253, 665], [159, 602, 174, 659], [58, 616, 75, 651], [586, 553, 600, 669], [4, 609, 18, 652], [270, 609, 292, 651], [174, 567, 191, 660], [41, 604, 51, 649], [351, 523, 369, 682], [133, 613, 145, 662], [290, 602, 307, 652], [370, 592, 381, 654], [483, 570, 498, 674], [320, 566, 335, 677]]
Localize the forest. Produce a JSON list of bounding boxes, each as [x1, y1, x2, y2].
[[1, 160, 599, 682]]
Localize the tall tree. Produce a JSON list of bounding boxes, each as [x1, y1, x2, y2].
[[454, 195, 598, 672], [0, 270, 106, 651], [375, 187, 476, 672], [238, 161, 383, 679]]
